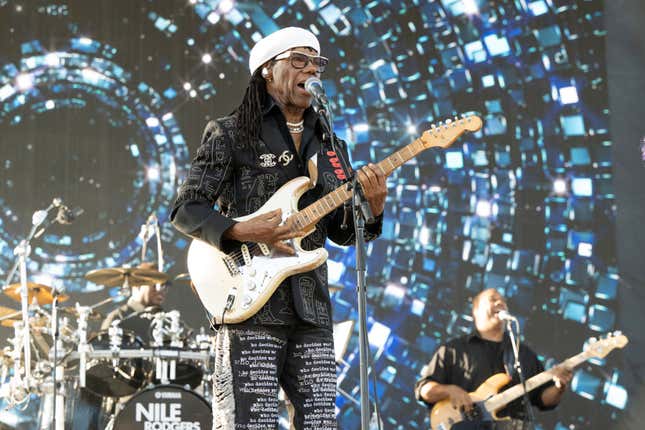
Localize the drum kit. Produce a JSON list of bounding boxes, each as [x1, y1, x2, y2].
[[0, 205, 357, 430], [0, 209, 215, 430]]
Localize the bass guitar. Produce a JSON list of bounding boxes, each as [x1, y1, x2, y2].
[[430, 332, 628, 430]]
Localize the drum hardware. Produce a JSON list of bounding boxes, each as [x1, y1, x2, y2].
[[108, 320, 124, 371], [2, 199, 79, 393], [77, 327, 151, 398], [150, 311, 186, 385], [76, 304, 92, 389], [57, 305, 103, 321], [0, 212, 223, 429]]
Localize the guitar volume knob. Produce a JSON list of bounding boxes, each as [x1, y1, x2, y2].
[[242, 295, 253, 308]]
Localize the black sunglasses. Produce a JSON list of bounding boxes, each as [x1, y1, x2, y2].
[[274, 51, 329, 73]]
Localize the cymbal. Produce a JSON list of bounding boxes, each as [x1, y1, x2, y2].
[[3, 282, 69, 305], [0, 347, 13, 364], [174, 273, 191, 282], [85, 267, 169, 288], [329, 283, 344, 293], [0, 305, 20, 319], [0, 314, 49, 328], [58, 306, 103, 321]]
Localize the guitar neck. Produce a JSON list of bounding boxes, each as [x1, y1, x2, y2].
[[291, 138, 426, 230], [483, 351, 591, 412]]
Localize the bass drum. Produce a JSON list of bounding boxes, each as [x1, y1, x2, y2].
[[113, 385, 212, 430]]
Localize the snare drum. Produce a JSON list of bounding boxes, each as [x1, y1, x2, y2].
[[112, 385, 212, 430], [84, 330, 151, 397]]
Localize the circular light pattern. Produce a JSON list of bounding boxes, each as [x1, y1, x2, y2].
[[0, 2, 623, 429], [0, 38, 188, 292]]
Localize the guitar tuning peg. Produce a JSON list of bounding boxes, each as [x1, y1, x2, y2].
[[589, 337, 597, 344], [613, 330, 622, 337], [445, 118, 452, 125]]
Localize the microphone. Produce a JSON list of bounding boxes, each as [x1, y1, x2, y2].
[[56, 206, 84, 225], [138, 214, 158, 241], [304, 77, 328, 105], [497, 310, 517, 322], [32, 197, 64, 226], [32, 210, 48, 227]]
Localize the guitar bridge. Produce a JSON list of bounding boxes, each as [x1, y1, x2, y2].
[[222, 256, 240, 276]]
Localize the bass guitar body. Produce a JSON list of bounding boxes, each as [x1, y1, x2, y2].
[[430, 373, 512, 430]]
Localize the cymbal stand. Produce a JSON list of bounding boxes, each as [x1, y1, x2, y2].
[[168, 311, 183, 381], [15, 241, 32, 382], [140, 213, 165, 290], [76, 304, 91, 388], [7, 321, 29, 407], [51, 293, 63, 430]]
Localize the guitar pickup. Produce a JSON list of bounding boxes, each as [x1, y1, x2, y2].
[[222, 256, 240, 276]]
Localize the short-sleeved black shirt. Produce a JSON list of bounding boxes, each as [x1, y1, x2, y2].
[[415, 332, 555, 420]]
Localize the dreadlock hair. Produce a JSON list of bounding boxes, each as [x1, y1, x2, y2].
[[233, 68, 269, 151]]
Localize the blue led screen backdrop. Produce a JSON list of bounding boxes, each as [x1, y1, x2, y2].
[[0, 0, 634, 429]]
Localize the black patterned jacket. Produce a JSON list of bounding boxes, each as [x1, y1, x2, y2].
[[171, 99, 382, 329]]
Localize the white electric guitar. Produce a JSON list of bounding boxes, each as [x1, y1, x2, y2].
[[187, 115, 483, 323]]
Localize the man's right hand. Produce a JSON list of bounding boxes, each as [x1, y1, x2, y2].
[[224, 209, 302, 255], [446, 385, 473, 412]]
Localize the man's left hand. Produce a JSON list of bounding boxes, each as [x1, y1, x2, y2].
[[551, 366, 574, 392], [357, 163, 387, 217]]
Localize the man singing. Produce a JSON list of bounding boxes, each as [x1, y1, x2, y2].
[[171, 27, 387, 429], [415, 288, 573, 429]]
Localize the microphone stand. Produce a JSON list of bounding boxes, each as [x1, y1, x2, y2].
[[506, 319, 536, 428], [2, 200, 59, 385], [51, 290, 65, 430], [313, 98, 376, 430]]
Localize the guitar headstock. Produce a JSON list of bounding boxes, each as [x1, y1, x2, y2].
[[418, 114, 483, 149], [584, 331, 629, 359]]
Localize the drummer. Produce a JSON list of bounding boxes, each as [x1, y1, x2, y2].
[[100, 261, 169, 343]]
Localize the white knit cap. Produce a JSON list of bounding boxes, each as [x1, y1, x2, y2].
[[249, 27, 320, 75]]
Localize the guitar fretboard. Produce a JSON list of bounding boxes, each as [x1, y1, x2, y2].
[[484, 350, 592, 412], [289, 137, 427, 231]]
